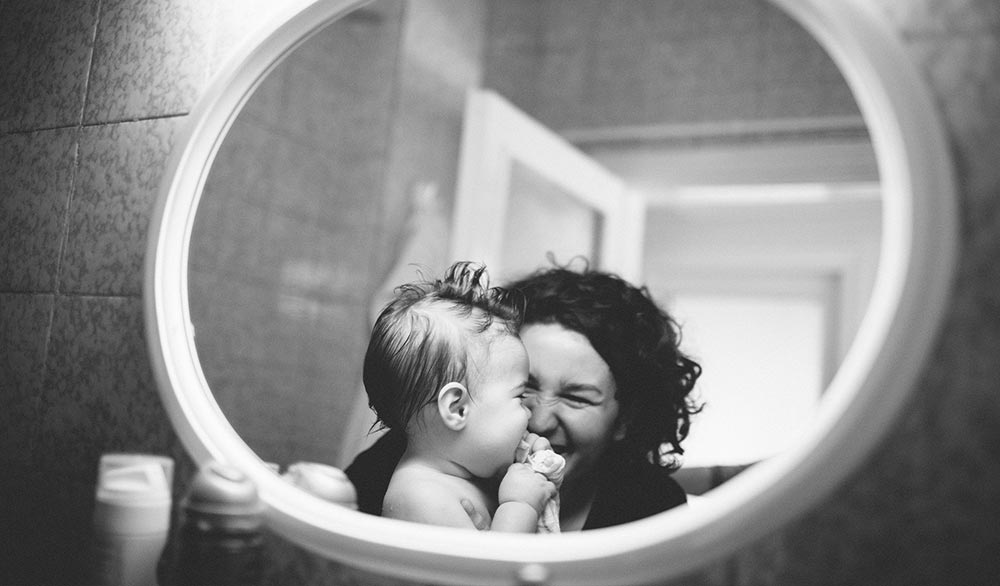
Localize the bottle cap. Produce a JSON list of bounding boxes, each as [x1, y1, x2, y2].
[[282, 462, 358, 508], [181, 461, 263, 532], [93, 453, 173, 535]]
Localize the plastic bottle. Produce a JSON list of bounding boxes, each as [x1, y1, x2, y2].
[[90, 453, 174, 586], [163, 461, 264, 586], [282, 462, 357, 508]]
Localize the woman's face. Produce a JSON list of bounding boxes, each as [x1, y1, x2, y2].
[[520, 323, 620, 489]]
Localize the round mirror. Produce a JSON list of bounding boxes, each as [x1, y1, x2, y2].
[[145, 0, 957, 584], [190, 0, 885, 483]]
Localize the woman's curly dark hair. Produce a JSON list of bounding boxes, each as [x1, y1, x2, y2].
[[509, 262, 701, 467]]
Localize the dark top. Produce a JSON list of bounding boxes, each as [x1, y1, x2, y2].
[[344, 428, 687, 530]]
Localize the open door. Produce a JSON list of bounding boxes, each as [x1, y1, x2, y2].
[[449, 89, 644, 283]]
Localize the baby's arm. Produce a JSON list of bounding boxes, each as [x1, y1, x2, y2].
[[491, 462, 556, 533]]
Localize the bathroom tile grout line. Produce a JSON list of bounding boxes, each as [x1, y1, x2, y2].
[[1, 112, 190, 138], [0, 290, 142, 299], [31, 0, 104, 458]]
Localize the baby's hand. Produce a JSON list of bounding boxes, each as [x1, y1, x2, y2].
[[527, 449, 566, 488], [460, 498, 491, 531], [497, 462, 556, 514], [515, 432, 553, 464]]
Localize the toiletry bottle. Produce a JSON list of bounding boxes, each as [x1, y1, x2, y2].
[[282, 461, 357, 509], [163, 461, 264, 586], [90, 453, 174, 586]]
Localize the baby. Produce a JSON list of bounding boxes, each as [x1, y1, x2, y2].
[[363, 261, 560, 532]]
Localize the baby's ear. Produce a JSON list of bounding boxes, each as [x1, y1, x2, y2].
[[437, 382, 470, 431]]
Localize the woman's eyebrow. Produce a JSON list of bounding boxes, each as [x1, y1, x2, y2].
[[560, 382, 605, 395]]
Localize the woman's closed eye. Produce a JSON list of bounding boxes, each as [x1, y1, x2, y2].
[[559, 383, 607, 407], [562, 393, 596, 407], [521, 383, 601, 407]]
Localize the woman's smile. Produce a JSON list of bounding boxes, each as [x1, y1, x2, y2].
[[520, 323, 621, 487]]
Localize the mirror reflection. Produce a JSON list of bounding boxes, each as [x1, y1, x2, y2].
[[188, 0, 880, 517]]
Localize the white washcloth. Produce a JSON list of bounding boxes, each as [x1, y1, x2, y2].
[[526, 449, 565, 533]]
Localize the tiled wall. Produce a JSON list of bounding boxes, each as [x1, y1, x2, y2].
[[189, 0, 409, 470], [483, 0, 860, 135], [2, 1, 999, 586], [188, 0, 486, 470], [0, 0, 286, 582]]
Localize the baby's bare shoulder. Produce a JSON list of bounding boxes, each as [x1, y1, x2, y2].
[[383, 466, 488, 528]]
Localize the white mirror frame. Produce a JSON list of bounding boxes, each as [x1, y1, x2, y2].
[[144, 1, 958, 584]]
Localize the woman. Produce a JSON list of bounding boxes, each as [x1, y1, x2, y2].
[[346, 263, 701, 529]]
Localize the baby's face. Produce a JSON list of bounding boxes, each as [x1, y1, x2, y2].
[[461, 332, 531, 478]]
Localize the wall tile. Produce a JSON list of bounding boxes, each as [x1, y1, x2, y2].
[[260, 536, 351, 586], [0, 128, 78, 292], [36, 295, 179, 471], [662, 562, 735, 586], [83, 0, 299, 124], [188, 194, 270, 280], [83, 0, 213, 123], [485, 0, 859, 133], [908, 33, 1000, 233], [0, 293, 53, 470], [871, 0, 1000, 35], [0, 465, 66, 584], [60, 118, 179, 296], [0, 0, 99, 133]]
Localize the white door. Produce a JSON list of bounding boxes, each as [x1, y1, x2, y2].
[[449, 89, 644, 284]]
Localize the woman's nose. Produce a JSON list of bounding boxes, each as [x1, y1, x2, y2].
[[528, 399, 558, 435]]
